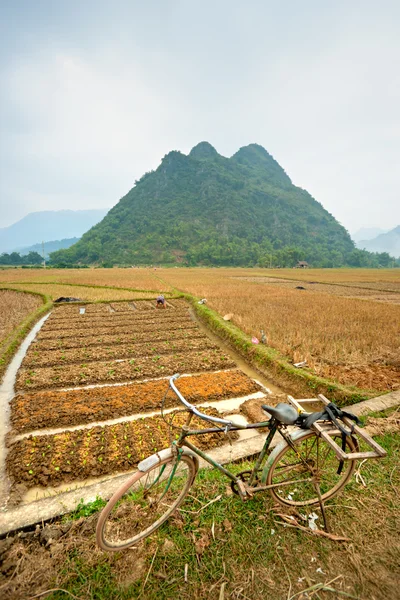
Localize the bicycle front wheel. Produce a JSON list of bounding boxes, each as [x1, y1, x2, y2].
[[96, 454, 197, 551], [266, 430, 356, 506]]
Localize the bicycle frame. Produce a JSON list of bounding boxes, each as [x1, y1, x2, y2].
[[170, 411, 312, 497]]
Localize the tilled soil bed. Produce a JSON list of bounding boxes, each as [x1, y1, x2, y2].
[[45, 308, 188, 329], [7, 409, 238, 490], [22, 336, 215, 368], [30, 327, 204, 351], [317, 363, 400, 392], [40, 311, 191, 337], [36, 318, 196, 340], [11, 370, 261, 433], [16, 349, 236, 391], [109, 301, 179, 312]]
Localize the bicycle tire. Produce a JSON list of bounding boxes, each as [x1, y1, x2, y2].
[[266, 430, 356, 506], [96, 453, 197, 551]]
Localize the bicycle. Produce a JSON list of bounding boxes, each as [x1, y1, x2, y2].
[[96, 373, 387, 551]]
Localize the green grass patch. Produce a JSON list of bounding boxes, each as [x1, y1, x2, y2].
[[42, 433, 399, 600]]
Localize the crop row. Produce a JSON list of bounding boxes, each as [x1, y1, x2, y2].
[[47, 305, 187, 326], [11, 370, 260, 433], [23, 336, 216, 368], [37, 318, 196, 341], [17, 349, 236, 391], [30, 327, 203, 351], [7, 408, 237, 489], [40, 310, 189, 332]]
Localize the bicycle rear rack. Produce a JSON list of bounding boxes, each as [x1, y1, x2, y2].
[[287, 394, 387, 461]]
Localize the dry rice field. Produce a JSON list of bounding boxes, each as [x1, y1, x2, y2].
[[1, 267, 400, 392], [156, 268, 400, 392], [0, 289, 42, 348], [0, 283, 163, 302]]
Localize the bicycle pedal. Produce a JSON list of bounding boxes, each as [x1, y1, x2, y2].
[[236, 480, 251, 500]]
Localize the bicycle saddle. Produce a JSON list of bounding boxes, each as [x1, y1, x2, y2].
[[261, 403, 298, 425]]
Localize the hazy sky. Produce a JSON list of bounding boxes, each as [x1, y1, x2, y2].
[[1, 1, 399, 233]]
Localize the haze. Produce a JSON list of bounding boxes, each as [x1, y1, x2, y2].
[[1, 0, 399, 233]]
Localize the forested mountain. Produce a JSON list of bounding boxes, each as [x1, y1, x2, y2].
[[356, 226, 400, 258], [0, 210, 109, 253], [50, 143, 397, 268]]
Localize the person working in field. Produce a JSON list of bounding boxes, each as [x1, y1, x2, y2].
[[156, 294, 166, 309]]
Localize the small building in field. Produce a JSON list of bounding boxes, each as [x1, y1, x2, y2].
[[296, 261, 309, 268]]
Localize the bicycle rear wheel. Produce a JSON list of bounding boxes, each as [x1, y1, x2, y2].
[[266, 430, 356, 506], [96, 454, 197, 551]]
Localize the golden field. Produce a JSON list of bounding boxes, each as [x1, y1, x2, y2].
[[0, 282, 162, 302], [0, 267, 172, 291], [1, 267, 399, 391], [0, 289, 42, 347]]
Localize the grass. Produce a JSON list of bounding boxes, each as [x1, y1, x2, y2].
[[2, 433, 398, 600]]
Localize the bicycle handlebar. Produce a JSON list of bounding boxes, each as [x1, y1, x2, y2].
[[169, 373, 245, 429]]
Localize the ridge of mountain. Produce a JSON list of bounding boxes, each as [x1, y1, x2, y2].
[[352, 227, 388, 243], [356, 225, 400, 258], [16, 237, 81, 258], [0, 209, 109, 254], [50, 143, 394, 268]]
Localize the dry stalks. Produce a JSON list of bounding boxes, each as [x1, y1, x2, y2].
[[0, 290, 41, 347], [1, 283, 157, 302]]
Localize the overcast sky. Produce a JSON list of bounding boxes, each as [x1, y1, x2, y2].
[[1, 0, 399, 234]]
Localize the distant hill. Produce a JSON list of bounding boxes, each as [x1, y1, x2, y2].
[[356, 226, 400, 258], [50, 143, 394, 268], [352, 227, 388, 243], [18, 237, 81, 259], [0, 209, 109, 253]]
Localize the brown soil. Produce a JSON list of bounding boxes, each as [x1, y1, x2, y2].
[[235, 277, 400, 303], [40, 311, 191, 333], [22, 336, 215, 368], [37, 318, 196, 341], [240, 395, 287, 426], [7, 409, 238, 490], [16, 349, 236, 391], [317, 363, 400, 392], [31, 327, 204, 351], [11, 370, 261, 433], [109, 302, 136, 312], [52, 303, 109, 315], [46, 308, 188, 328], [365, 411, 400, 437]]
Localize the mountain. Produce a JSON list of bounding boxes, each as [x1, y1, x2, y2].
[[0, 209, 109, 253], [18, 237, 81, 259], [50, 143, 387, 268], [356, 226, 400, 258], [352, 227, 388, 243]]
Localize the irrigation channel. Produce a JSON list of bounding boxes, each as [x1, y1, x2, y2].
[[0, 299, 293, 535]]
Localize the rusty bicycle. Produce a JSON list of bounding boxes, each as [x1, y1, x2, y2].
[[96, 373, 386, 551]]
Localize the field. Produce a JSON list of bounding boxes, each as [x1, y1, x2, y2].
[[1, 266, 400, 502], [1, 268, 399, 600], [1, 267, 400, 393], [157, 268, 400, 392], [0, 290, 42, 349], [5, 299, 264, 499]]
